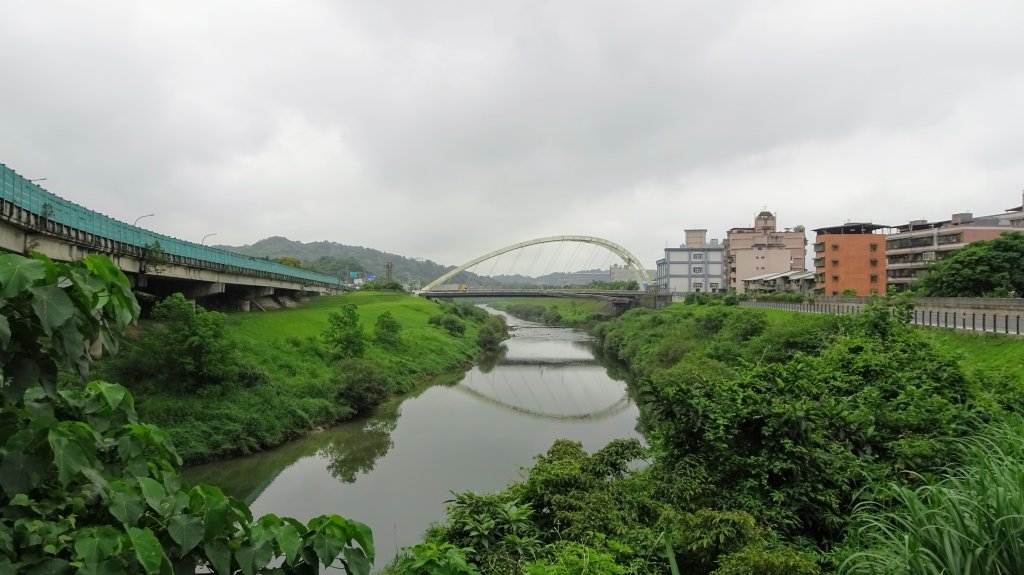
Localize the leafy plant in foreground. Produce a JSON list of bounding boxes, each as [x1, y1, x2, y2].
[[0, 252, 374, 574]]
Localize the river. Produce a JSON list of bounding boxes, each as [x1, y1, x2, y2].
[[184, 307, 641, 569]]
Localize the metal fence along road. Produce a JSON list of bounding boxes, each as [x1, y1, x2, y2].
[[741, 300, 1024, 336]]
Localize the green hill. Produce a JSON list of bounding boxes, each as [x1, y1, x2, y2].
[[217, 236, 453, 287]]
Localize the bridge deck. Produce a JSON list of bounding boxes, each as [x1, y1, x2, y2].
[[0, 163, 343, 289]]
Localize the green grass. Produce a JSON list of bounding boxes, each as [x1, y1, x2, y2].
[[756, 307, 1024, 375], [841, 418, 1024, 575], [117, 292, 484, 463]]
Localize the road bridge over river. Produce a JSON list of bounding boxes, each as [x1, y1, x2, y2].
[[0, 163, 344, 308], [416, 235, 655, 308]]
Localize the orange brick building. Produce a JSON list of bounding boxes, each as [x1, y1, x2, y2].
[[812, 223, 887, 296]]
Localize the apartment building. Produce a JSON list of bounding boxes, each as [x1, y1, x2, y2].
[[813, 223, 887, 296], [654, 229, 726, 294], [724, 210, 806, 293], [887, 205, 1024, 290]]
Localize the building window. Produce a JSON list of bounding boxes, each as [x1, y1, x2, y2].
[[832, 244, 839, 250], [692, 266, 703, 274], [870, 274, 878, 283], [832, 275, 839, 281], [693, 283, 703, 292], [709, 282, 719, 290], [831, 259, 839, 266], [870, 258, 878, 267], [693, 253, 704, 260], [870, 243, 878, 252]]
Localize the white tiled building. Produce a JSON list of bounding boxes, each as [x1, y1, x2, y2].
[[654, 229, 726, 295]]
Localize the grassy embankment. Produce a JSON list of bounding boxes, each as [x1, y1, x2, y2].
[[108, 292, 485, 464], [486, 296, 615, 327]]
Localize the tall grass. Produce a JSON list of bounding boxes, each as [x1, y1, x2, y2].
[[841, 417, 1024, 575]]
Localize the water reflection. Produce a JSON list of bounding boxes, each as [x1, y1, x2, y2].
[[184, 308, 642, 569]]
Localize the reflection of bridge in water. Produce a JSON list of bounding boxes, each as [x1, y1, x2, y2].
[[455, 361, 633, 421]]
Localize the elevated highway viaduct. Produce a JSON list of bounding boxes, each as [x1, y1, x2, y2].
[[1, 163, 344, 309]]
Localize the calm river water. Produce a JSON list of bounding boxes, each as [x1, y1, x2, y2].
[[184, 307, 641, 569]]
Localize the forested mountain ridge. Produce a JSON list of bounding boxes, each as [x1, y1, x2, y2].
[[216, 236, 453, 286]]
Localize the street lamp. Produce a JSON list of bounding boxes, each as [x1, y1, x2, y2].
[[201, 233, 217, 245], [133, 213, 155, 226], [28, 178, 47, 183]]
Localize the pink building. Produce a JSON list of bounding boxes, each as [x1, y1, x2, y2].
[[725, 211, 807, 293]]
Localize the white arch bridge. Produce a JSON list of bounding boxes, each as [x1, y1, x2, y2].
[[416, 235, 654, 305]]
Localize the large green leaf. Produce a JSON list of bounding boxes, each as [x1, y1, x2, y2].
[[0, 453, 47, 497], [136, 477, 167, 514], [274, 522, 302, 565], [74, 526, 122, 568], [0, 253, 45, 299], [47, 427, 94, 485], [127, 527, 169, 575], [343, 547, 372, 575], [0, 315, 10, 349], [234, 540, 272, 575], [167, 515, 204, 557], [29, 285, 76, 336], [203, 539, 232, 575], [108, 486, 145, 527], [348, 519, 375, 563]]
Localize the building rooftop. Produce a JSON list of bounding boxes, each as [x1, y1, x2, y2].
[[813, 223, 888, 235]]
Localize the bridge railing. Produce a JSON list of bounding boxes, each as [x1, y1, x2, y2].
[[1, 163, 343, 289]]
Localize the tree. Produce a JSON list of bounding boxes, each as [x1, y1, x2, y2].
[[916, 232, 1024, 297], [121, 293, 240, 390], [0, 252, 374, 574], [274, 256, 302, 268], [323, 304, 366, 358], [373, 311, 402, 348]]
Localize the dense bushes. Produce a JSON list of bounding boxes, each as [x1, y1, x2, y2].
[[0, 253, 372, 575], [397, 296, 1024, 574], [110, 293, 241, 391]]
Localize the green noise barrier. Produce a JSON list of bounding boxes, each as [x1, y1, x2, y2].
[[0, 163, 343, 288]]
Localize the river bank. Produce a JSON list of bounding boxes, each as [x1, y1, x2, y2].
[[96, 291, 495, 464], [183, 306, 641, 569], [378, 298, 1024, 574]]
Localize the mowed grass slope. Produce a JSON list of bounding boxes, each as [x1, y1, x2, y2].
[[133, 292, 482, 463], [228, 292, 483, 387]]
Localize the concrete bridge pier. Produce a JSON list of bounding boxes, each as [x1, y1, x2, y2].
[[231, 286, 276, 311], [182, 281, 226, 299]]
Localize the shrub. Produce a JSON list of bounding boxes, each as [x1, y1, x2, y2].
[[440, 315, 465, 337], [334, 358, 392, 415], [322, 303, 366, 358], [373, 311, 403, 348], [118, 293, 241, 390]]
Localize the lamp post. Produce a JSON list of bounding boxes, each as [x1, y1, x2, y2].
[[201, 233, 217, 245], [28, 178, 47, 183], [133, 213, 155, 226]]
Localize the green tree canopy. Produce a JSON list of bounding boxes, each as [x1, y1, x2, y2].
[[916, 232, 1024, 297]]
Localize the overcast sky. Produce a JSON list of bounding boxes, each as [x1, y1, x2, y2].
[[2, 1, 1022, 271]]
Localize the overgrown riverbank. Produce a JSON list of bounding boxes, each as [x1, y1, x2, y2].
[[385, 297, 1024, 574], [487, 297, 616, 327], [95, 292, 500, 464]]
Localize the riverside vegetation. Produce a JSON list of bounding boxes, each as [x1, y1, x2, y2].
[[96, 290, 508, 464], [0, 253, 377, 574], [4, 250, 1022, 574], [384, 295, 1024, 574]]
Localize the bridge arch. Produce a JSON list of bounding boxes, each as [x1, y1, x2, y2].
[[420, 235, 651, 292]]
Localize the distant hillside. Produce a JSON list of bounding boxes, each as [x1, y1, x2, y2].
[[218, 237, 616, 289], [217, 236, 454, 287]]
